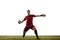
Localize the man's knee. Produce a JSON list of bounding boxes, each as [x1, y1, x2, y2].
[[32, 27, 36, 30], [23, 29, 28, 33]]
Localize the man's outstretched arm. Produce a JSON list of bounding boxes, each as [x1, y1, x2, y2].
[[35, 14, 46, 17]]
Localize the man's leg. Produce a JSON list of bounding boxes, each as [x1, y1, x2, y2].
[[23, 27, 29, 38], [23, 31, 26, 38], [34, 30, 39, 39], [32, 27, 40, 40]]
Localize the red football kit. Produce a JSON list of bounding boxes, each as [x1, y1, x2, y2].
[[23, 15, 36, 31]]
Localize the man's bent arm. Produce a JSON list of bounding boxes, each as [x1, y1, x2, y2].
[[21, 16, 26, 23], [21, 20, 25, 23]]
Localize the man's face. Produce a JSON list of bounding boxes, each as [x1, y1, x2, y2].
[[27, 10, 30, 15]]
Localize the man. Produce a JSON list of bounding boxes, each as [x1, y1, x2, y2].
[[18, 10, 46, 40]]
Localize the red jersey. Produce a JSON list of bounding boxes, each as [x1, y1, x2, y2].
[[24, 15, 36, 26]]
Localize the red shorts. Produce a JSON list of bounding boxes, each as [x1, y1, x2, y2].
[[24, 25, 35, 32]]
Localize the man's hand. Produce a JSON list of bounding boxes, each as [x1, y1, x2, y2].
[[18, 20, 25, 24], [40, 14, 46, 17], [18, 20, 22, 24]]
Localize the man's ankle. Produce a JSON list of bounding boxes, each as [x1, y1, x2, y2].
[[23, 35, 25, 38]]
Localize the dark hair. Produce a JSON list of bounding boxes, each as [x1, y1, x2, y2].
[[27, 10, 30, 12]]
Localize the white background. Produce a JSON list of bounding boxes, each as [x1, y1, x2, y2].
[[0, 0, 60, 35]]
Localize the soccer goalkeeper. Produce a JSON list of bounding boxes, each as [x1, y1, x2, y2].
[[18, 10, 46, 40]]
